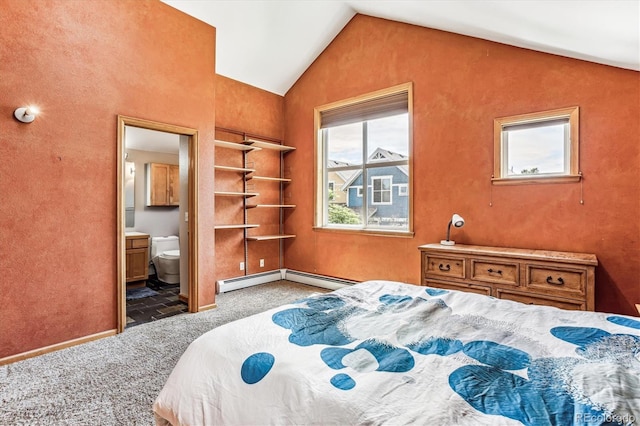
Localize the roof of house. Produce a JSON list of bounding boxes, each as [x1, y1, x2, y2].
[[340, 148, 409, 190], [327, 159, 359, 184]]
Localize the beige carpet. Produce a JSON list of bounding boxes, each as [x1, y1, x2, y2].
[[0, 281, 328, 425]]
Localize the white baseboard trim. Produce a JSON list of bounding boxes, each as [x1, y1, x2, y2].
[[217, 269, 357, 293], [284, 270, 356, 290], [218, 270, 283, 293]]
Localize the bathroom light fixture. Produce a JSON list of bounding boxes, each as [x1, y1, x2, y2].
[[440, 213, 465, 246], [14, 106, 39, 123]]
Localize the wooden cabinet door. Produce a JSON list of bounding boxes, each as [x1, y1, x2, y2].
[[149, 163, 169, 206], [147, 163, 179, 206], [169, 164, 180, 205], [126, 248, 149, 282]]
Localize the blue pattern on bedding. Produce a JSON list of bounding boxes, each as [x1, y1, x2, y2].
[[239, 286, 639, 425], [321, 339, 415, 373], [379, 294, 413, 305], [425, 288, 449, 296], [406, 337, 463, 356], [462, 340, 531, 370], [330, 373, 356, 390], [449, 322, 640, 425], [241, 352, 275, 384], [607, 315, 640, 330], [271, 296, 361, 346]]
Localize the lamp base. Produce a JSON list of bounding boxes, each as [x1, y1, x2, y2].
[[440, 240, 455, 246]]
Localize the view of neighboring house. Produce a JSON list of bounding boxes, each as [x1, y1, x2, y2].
[[327, 159, 358, 205], [340, 148, 409, 226]]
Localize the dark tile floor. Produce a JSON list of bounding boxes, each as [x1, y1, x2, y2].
[[126, 279, 188, 328]]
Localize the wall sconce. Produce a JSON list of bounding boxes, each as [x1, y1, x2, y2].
[[440, 213, 465, 246], [14, 106, 39, 123]]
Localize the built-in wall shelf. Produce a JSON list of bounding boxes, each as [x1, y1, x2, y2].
[[246, 234, 296, 241], [215, 140, 261, 151], [214, 224, 260, 229], [246, 176, 291, 182], [215, 165, 256, 174], [214, 191, 259, 197], [243, 139, 295, 152], [215, 127, 296, 276], [246, 204, 296, 209]]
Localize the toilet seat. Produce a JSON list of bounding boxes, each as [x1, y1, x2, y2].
[[161, 250, 180, 260]]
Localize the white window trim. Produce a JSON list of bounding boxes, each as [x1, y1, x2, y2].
[[398, 183, 408, 196], [371, 175, 393, 205]]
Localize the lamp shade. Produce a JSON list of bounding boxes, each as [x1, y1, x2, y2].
[[441, 213, 465, 245]]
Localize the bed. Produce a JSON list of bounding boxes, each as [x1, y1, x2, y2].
[[153, 280, 640, 425]]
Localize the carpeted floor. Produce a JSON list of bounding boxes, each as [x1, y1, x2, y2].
[[0, 280, 328, 425]]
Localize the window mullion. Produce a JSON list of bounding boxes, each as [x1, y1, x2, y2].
[[564, 122, 571, 174], [322, 128, 329, 226], [362, 121, 368, 227]]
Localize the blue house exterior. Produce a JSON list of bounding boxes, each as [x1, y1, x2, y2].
[[342, 149, 409, 226]]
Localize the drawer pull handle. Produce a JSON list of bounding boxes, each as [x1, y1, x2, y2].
[[546, 276, 565, 286], [438, 264, 451, 272], [487, 268, 502, 275]]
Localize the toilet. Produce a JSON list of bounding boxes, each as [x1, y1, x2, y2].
[[151, 236, 180, 284]]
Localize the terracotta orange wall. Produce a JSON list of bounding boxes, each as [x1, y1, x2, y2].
[[214, 75, 285, 279], [283, 15, 640, 316], [0, 0, 217, 358]]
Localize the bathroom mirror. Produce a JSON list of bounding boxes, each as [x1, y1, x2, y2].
[[124, 161, 135, 227]]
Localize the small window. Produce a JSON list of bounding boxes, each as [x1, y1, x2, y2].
[[398, 184, 408, 196], [328, 181, 335, 191], [356, 186, 363, 197], [493, 107, 580, 185], [371, 176, 392, 205]]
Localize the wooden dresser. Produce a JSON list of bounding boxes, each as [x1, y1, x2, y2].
[[419, 243, 597, 311]]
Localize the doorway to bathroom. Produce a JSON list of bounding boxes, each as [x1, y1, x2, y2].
[[116, 116, 199, 332]]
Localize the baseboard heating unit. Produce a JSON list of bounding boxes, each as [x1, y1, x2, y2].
[[217, 269, 357, 293]]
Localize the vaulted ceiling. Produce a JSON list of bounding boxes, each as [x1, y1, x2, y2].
[[162, 0, 640, 95]]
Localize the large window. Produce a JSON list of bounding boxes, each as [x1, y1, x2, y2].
[[314, 83, 413, 234], [493, 106, 580, 184]]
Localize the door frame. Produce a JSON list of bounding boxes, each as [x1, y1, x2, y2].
[[116, 115, 199, 333]]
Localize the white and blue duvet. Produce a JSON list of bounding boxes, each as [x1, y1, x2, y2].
[[154, 281, 640, 425]]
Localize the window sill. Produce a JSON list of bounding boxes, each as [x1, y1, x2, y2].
[[491, 174, 582, 186], [313, 226, 415, 238]]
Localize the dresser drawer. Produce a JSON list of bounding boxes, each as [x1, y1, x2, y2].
[[525, 264, 585, 297], [471, 259, 519, 286], [419, 244, 596, 312], [130, 237, 149, 248], [424, 255, 465, 279], [425, 280, 491, 296], [496, 289, 586, 311]]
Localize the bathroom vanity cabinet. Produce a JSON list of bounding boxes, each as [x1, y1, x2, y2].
[[145, 162, 179, 206], [126, 233, 150, 284]]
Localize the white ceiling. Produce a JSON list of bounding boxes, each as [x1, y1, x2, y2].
[[162, 0, 639, 96], [125, 126, 180, 154]]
